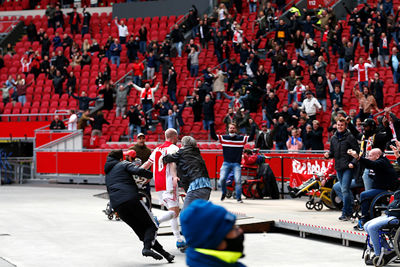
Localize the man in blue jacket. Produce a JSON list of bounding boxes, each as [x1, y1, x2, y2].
[[180, 199, 246, 267], [210, 122, 256, 202]]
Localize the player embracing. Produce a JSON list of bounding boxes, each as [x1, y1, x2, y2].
[[142, 128, 186, 251]]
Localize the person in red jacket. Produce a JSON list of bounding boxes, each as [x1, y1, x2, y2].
[[132, 58, 144, 86]]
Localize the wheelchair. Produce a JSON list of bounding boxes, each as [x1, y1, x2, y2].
[[288, 172, 337, 211], [363, 215, 400, 266]]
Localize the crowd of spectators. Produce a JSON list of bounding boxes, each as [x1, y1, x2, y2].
[[3, 0, 400, 150]]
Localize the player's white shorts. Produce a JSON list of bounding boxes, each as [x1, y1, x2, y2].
[[158, 189, 179, 209]]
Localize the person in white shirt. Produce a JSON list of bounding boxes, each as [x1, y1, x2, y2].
[[301, 91, 321, 121], [141, 128, 186, 250], [114, 17, 129, 44], [349, 57, 374, 92], [232, 24, 243, 53], [67, 109, 78, 131]]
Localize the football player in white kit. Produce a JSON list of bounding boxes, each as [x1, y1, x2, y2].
[[142, 128, 186, 250]]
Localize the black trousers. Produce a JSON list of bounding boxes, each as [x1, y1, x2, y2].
[[116, 198, 161, 250]]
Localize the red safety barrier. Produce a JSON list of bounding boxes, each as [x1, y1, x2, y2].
[[0, 121, 49, 138], [35, 131, 72, 148]]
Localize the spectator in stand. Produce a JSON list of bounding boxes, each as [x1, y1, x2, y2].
[[352, 83, 380, 122], [82, 39, 91, 53], [67, 110, 77, 130], [198, 19, 211, 49], [115, 84, 131, 118], [114, 17, 129, 45], [27, 21, 37, 42], [5, 43, 15, 56], [328, 72, 345, 107], [286, 128, 302, 151], [160, 55, 173, 87], [273, 116, 290, 150], [167, 67, 177, 103], [52, 70, 65, 96], [189, 94, 202, 122], [369, 72, 384, 110], [68, 7, 81, 35], [95, 72, 105, 87], [126, 36, 139, 63], [301, 91, 321, 122], [40, 55, 50, 77], [159, 109, 179, 131], [1, 83, 12, 105], [55, 50, 69, 73], [98, 82, 114, 110], [66, 71, 76, 93], [146, 51, 156, 80], [255, 123, 274, 150], [310, 120, 324, 150], [155, 96, 173, 130], [124, 105, 144, 140], [349, 57, 374, 91], [212, 67, 226, 100], [81, 50, 91, 66], [11, 79, 31, 106], [89, 39, 100, 54], [69, 91, 98, 113], [223, 108, 235, 133], [262, 91, 279, 128], [103, 64, 111, 82], [81, 7, 91, 36], [132, 58, 144, 86], [70, 51, 82, 67], [133, 81, 160, 126], [20, 57, 32, 77], [388, 47, 400, 92], [91, 111, 110, 136], [378, 32, 389, 67], [138, 25, 148, 55], [53, 32, 62, 49], [170, 24, 184, 57], [282, 70, 301, 105], [78, 109, 94, 130], [311, 75, 328, 112], [45, 3, 56, 28], [202, 94, 215, 131], [50, 115, 66, 130], [62, 33, 73, 51], [110, 38, 122, 67], [188, 47, 201, 77], [232, 24, 244, 53], [54, 5, 64, 29], [275, 19, 288, 46], [288, 102, 301, 127]]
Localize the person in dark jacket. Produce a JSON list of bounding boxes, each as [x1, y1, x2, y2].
[[163, 136, 212, 210], [255, 123, 274, 150], [273, 116, 289, 150], [324, 117, 360, 220], [202, 94, 215, 131], [98, 82, 114, 110], [69, 91, 98, 112], [369, 72, 384, 109], [104, 150, 174, 263], [167, 68, 177, 103], [347, 118, 392, 191], [347, 148, 398, 229], [68, 7, 81, 35], [180, 200, 246, 267], [310, 120, 324, 150], [49, 115, 65, 130], [91, 111, 109, 136]]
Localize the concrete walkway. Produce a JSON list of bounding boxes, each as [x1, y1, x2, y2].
[[0, 184, 372, 266]]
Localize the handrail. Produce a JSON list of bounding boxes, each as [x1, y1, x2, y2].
[[114, 70, 133, 85], [0, 112, 69, 117], [35, 130, 83, 150], [169, 12, 189, 32], [193, 59, 228, 88]]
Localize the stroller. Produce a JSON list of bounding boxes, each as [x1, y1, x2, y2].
[[288, 161, 337, 211]]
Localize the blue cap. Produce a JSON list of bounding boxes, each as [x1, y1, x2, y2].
[[180, 200, 236, 249]]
